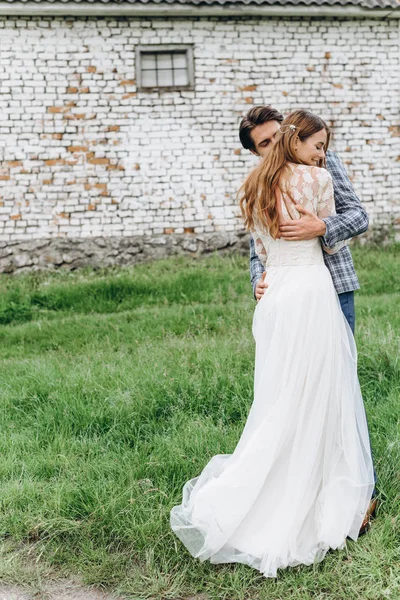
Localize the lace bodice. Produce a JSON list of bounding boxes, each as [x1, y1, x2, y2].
[[251, 163, 347, 268]]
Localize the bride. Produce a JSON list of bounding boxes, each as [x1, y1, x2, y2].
[[170, 110, 375, 578]]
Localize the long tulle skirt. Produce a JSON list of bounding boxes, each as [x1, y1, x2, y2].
[[170, 264, 374, 578]]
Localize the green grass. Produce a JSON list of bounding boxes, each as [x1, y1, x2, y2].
[[0, 245, 399, 599]]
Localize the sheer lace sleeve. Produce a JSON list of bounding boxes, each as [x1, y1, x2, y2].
[[316, 170, 347, 255], [250, 230, 267, 267]]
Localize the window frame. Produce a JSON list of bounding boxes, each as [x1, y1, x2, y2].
[[136, 44, 195, 92]]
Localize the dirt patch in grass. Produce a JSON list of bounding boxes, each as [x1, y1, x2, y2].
[[0, 582, 121, 600], [0, 584, 209, 600]]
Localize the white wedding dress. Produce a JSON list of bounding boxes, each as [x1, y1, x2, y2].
[[170, 164, 375, 578]]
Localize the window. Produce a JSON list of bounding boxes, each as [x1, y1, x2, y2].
[[136, 45, 194, 91]]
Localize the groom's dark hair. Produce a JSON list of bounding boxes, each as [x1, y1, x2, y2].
[[239, 105, 284, 152]]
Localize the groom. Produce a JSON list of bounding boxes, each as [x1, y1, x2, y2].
[[239, 105, 368, 335], [239, 105, 377, 529]]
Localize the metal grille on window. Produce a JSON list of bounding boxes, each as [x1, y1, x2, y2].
[[141, 52, 189, 88]]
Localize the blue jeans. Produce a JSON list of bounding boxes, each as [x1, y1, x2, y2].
[[338, 291, 355, 333], [338, 291, 377, 497]]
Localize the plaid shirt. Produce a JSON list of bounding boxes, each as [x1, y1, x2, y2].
[[250, 151, 369, 296]]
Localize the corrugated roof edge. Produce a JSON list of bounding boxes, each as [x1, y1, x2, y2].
[[0, 0, 399, 15], [3, 0, 399, 6]]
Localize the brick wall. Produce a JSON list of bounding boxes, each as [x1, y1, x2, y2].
[[0, 16, 399, 250]]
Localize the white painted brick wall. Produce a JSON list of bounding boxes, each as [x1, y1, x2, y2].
[[0, 16, 398, 242]]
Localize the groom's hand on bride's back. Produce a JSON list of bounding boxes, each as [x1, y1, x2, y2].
[[256, 271, 268, 302], [279, 205, 327, 241]]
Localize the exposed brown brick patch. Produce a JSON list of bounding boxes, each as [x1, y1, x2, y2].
[[389, 125, 400, 137], [134, 164, 140, 170], [68, 146, 88, 152], [95, 184, 109, 195], [8, 161, 22, 167], [0, 175, 10, 180], [209, 78, 216, 83], [89, 158, 110, 165], [86, 66, 97, 73], [106, 164, 125, 171], [119, 80, 136, 86], [80, 87, 90, 93], [164, 228, 174, 234], [184, 227, 195, 234], [52, 133, 63, 140], [325, 52, 331, 59], [306, 66, 315, 72], [234, 149, 241, 155], [106, 125, 120, 132], [10, 214, 21, 220], [57, 212, 70, 219], [42, 179, 53, 185], [67, 87, 78, 94], [240, 85, 257, 91], [45, 159, 67, 166], [122, 93, 137, 99], [48, 106, 69, 114], [64, 114, 96, 120], [111, 199, 118, 204], [376, 114, 385, 120], [87, 204, 96, 210], [282, 91, 289, 97], [333, 83, 343, 89], [244, 97, 253, 104]]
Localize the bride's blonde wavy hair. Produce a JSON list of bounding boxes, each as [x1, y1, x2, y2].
[[239, 109, 331, 239]]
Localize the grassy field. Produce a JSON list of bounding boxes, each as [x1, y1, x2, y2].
[[0, 245, 399, 600]]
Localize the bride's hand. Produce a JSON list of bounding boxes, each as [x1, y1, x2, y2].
[[256, 271, 268, 302], [279, 205, 326, 241]]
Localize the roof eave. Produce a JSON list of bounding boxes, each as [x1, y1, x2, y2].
[[0, 2, 398, 19]]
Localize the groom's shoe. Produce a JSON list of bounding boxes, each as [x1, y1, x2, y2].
[[358, 497, 379, 537]]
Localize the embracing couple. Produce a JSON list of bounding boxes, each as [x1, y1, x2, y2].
[[170, 106, 378, 578]]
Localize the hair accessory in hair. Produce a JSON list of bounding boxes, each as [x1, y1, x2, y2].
[[280, 124, 297, 134]]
